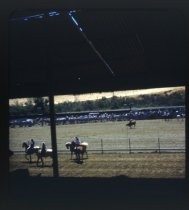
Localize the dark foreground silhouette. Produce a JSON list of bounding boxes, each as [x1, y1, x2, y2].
[[6, 169, 189, 210]]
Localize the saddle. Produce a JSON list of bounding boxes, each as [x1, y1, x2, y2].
[[74, 145, 82, 152]]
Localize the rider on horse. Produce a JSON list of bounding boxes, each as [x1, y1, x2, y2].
[[74, 136, 81, 150], [27, 138, 35, 153], [41, 142, 47, 155]]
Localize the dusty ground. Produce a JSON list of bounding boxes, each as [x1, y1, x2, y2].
[[9, 152, 185, 178]]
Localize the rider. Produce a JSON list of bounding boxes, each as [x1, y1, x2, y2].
[[30, 139, 35, 148], [75, 136, 81, 146], [41, 142, 47, 155], [27, 138, 35, 153], [74, 136, 81, 150]]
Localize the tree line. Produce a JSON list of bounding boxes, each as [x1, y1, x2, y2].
[[9, 90, 185, 117]]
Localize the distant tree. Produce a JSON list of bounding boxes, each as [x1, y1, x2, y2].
[[110, 96, 120, 109], [24, 98, 34, 106], [83, 100, 97, 111], [9, 89, 185, 116], [96, 97, 109, 110], [33, 97, 49, 114], [23, 98, 34, 114]]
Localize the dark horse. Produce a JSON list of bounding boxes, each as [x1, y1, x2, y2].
[[36, 143, 53, 167], [126, 120, 136, 129], [65, 141, 88, 161], [22, 142, 40, 163]]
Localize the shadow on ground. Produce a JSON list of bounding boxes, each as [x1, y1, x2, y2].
[[6, 169, 189, 210]]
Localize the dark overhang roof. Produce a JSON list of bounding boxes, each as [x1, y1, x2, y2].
[[9, 9, 186, 98]]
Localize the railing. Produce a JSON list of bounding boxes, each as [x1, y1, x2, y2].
[[12, 137, 185, 154]]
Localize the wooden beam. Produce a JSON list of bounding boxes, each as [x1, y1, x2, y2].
[[186, 86, 189, 180], [49, 95, 59, 177]]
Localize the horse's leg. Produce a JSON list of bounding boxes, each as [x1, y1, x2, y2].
[[38, 156, 44, 167], [25, 154, 28, 160], [37, 154, 42, 166], [41, 157, 44, 167], [28, 154, 31, 163], [37, 155, 40, 166], [74, 152, 77, 160], [74, 151, 77, 159], [75, 152, 79, 161]]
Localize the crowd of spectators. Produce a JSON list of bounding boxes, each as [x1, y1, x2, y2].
[[9, 106, 185, 127]]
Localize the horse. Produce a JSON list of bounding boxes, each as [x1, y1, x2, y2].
[[22, 141, 40, 163], [36, 143, 53, 167], [65, 141, 88, 161], [126, 120, 136, 129]]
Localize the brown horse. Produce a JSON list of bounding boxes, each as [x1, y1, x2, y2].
[[65, 141, 88, 161]]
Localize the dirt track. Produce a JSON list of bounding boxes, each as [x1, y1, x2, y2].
[[9, 153, 185, 178]]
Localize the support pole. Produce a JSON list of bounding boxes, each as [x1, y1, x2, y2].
[[101, 139, 104, 154], [158, 138, 161, 153], [186, 85, 189, 181], [128, 138, 131, 154], [49, 95, 59, 177]]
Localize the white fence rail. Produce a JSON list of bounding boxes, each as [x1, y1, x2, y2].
[[12, 137, 185, 154]]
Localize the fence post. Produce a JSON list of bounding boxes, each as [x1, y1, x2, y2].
[[158, 137, 161, 153], [101, 139, 104, 154], [128, 138, 131, 154]]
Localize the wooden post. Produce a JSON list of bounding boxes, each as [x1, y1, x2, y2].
[[49, 95, 59, 177], [126, 125, 128, 139], [158, 137, 161, 153], [128, 138, 131, 154], [101, 139, 103, 154]]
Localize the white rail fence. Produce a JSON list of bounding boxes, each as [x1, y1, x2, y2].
[[12, 137, 185, 154]]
